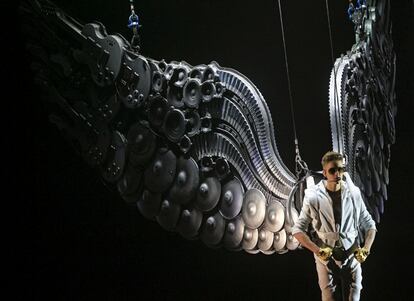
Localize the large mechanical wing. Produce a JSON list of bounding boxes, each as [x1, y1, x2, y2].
[[20, 0, 396, 255], [328, 0, 396, 223]]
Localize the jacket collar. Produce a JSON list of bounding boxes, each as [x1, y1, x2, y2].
[[315, 179, 350, 197]]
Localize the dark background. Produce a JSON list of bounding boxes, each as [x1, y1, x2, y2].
[[12, 0, 413, 299]]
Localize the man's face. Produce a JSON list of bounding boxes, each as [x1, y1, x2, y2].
[[323, 160, 345, 183]]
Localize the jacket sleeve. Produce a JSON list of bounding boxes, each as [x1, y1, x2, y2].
[[357, 189, 377, 232], [292, 190, 313, 235]]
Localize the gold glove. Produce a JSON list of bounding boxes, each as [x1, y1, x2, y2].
[[354, 247, 370, 263], [317, 247, 333, 261]]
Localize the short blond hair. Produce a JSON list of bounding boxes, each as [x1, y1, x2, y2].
[[321, 151, 343, 168]]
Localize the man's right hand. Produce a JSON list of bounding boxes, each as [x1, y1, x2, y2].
[[317, 247, 333, 261]]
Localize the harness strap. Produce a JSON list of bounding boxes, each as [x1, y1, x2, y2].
[[316, 230, 358, 241]]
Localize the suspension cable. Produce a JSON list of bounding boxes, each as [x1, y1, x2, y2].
[[276, 0, 308, 178], [325, 0, 336, 66], [325, 0, 343, 154], [276, 0, 296, 146]]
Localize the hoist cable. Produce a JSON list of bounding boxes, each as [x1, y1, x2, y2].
[[325, 0, 343, 154], [276, 0, 309, 178], [276, 0, 297, 146]]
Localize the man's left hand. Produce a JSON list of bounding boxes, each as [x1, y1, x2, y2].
[[354, 247, 370, 263]]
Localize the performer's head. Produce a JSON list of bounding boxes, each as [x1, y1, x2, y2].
[[321, 151, 345, 183]]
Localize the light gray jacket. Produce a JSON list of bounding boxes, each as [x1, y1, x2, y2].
[[292, 173, 377, 250]]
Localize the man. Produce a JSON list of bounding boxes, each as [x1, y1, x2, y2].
[[292, 151, 377, 301]]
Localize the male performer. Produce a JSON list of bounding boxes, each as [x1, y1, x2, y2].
[[292, 151, 377, 301]]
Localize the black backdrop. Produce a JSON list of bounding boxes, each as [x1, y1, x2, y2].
[[13, 0, 413, 299]]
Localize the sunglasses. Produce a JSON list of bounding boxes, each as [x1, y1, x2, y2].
[[328, 166, 346, 175]]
